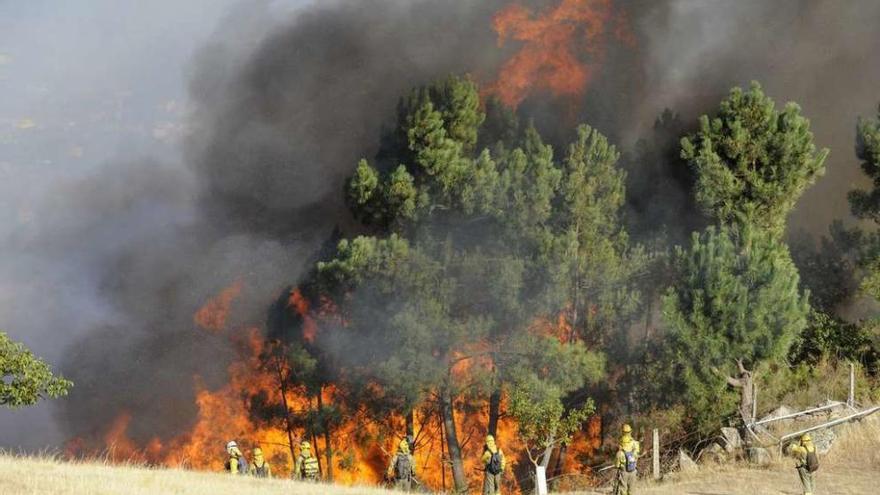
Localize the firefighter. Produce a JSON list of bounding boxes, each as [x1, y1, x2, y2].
[[225, 440, 247, 475], [480, 434, 506, 495], [293, 441, 320, 481], [615, 424, 640, 495], [386, 438, 416, 491], [787, 433, 818, 495], [249, 447, 272, 478]]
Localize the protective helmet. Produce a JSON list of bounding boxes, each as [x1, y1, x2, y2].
[[486, 434, 495, 443], [801, 433, 812, 442], [622, 424, 632, 433], [399, 439, 409, 449], [253, 447, 263, 456], [300, 441, 311, 450], [226, 441, 238, 450]]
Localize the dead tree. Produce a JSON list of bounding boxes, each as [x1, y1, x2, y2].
[[723, 359, 754, 425]]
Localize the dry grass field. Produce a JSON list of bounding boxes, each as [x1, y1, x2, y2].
[[0, 455, 395, 495], [1, 418, 877, 495]]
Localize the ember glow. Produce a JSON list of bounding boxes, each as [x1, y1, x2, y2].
[[489, 0, 635, 108]]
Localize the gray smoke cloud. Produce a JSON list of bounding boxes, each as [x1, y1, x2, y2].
[[633, 0, 880, 234], [2, 0, 880, 451]]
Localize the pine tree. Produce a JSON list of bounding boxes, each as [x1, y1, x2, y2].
[[682, 82, 828, 238], [848, 105, 880, 300], [661, 227, 808, 432]]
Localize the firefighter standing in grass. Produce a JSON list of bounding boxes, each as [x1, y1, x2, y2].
[[615, 424, 640, 495], [225, 441, 248, 475], [481, 434, 506, 495], [387, 438, 416, 491], [249, 447, 272, 478], [787, 433, 819, 495], [293, 441, 320, 481]]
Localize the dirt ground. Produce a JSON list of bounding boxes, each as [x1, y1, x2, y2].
[[576, 466, 876, 495]]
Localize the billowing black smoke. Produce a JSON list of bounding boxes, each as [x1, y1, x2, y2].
[[55, 0, 516, 447]]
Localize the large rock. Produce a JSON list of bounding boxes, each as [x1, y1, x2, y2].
[[746, 447, 772, 467], [811, 428, 836, 454], [679, 449, 698, 472], [699, 442, 728, 464], [813, 400, 846, 420], [759, 405, 795, 427], [720, 427, 743, 453]]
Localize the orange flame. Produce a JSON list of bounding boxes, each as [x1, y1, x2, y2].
[[288, 288, 318, 343], [72, 283, 605, 492], [489, 0, 635, 108], [194, 280, 243, 332]]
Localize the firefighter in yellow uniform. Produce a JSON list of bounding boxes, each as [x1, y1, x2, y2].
[[249, 447, 272, 478], [293, 441, 320, 481], [225, 440, 247, 475], [787, 433, 818, 495], [386, 438, 416, 491], [615, 424, 640, 495], [480, 434, 506, 495]]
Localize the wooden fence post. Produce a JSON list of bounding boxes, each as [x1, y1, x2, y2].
[[849, 362, 855, 408], [652, 428, 660, 480]]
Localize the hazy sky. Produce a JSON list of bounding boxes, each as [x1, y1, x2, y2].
[[0, 0, 308, 449]]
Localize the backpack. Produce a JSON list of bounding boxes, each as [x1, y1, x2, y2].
[[806, 450, 819, 473], [253, 462, 269, 478], [487, 451, 503, 475], [623, 449, 637, 473], [395, 454, 413, 480]]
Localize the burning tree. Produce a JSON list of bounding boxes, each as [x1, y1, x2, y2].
[[307, 75, 633, 491]]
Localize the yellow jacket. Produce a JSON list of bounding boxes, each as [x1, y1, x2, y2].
[[227, 446, 244, 474], [788, 441, 816, 468], [615, 435, 640, 469]]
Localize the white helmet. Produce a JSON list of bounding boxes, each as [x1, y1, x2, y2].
[[226, 441, 238, 450]]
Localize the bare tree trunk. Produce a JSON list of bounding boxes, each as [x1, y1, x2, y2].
[[271, 350, 298, 463], [317, 388, 334, 481], [724, 359, 754, 425], [553, 443, 569, 480], [440, 389, 468, 493], [311, 430, 323, 477], [539, 433, 556, 469], [487, 388, 502, 437], [406, 409, 415, 438], [438, 408, 447, 493]]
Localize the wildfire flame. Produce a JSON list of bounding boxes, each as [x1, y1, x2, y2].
[[69, 278, 604, 492], [489, 0, 636, 108], [288, 288, 318, 343], [194, 280, 243, 332]]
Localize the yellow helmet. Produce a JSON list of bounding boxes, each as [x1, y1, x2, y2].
[[300, 441, 311, 450], [622, 424, 632, 433], [801, 434, 812, 442], [486, 434, 495, 443], [253, 447, 263, 456]]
